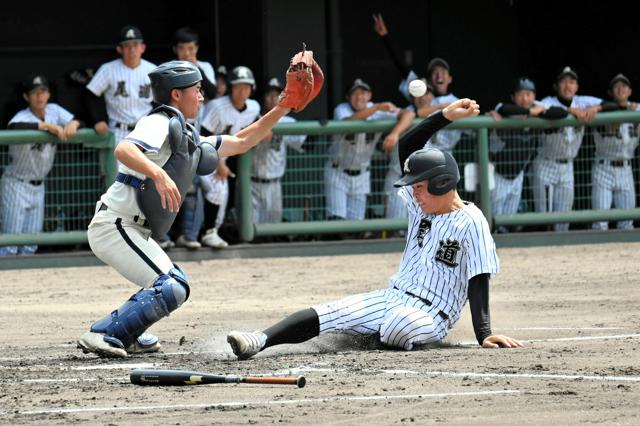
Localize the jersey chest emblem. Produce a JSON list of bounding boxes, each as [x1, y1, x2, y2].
[[416, 218, 431, 247], [435, 239, 461, 267]]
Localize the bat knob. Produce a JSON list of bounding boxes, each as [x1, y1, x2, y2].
[[296, 376, 306, 388]]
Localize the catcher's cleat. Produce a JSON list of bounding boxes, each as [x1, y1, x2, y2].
[[126, 332, 162, 355], [227, 330, 267, 360], [77, 331, 127, 358]]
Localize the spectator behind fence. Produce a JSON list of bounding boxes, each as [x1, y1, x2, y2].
[[383, 79, 429, 221], [534, 66, 619, 231], [215, 65, 228, 98], [487, 78, 568, 232], [171, 27, 217, 250], [0, 75, 80, 256], [200, 66, 261, 248], [325, 78, 415, 222], [251, 77, 307, 224], [85, 25, 156, 147], [592, 73, 640, 230]]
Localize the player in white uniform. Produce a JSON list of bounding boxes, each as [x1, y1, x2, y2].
[[592, 74, 640, 230], [227, 99, 522, 360], [325, 78, 414, 220], [77, 60, 305, 358], [384, 79, 433, 220], [86, 25, 156, 148], [171, 27, 217, 249], [200, 66, 261, 247], [0, 75, 80, 256], [251, 78, 306, 223], [534, 67, 617, 231], [486, 78, 568, 232]]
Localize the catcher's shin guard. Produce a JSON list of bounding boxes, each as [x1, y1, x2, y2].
[[90, 266, 190, 349]]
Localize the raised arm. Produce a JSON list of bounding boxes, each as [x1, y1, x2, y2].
[[398, 98, 480, 168]]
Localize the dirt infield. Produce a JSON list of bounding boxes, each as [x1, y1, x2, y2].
[[1, 242, 639, 425]]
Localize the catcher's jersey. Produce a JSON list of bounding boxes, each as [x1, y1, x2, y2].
[[201, 96, 261, 136], [388, 187, 499, 328], [252, 115, 306, 179], [86, 58, 156, 125], [6, 104, 74, 180], [537, 95, 602, 159], [593, 104, 640, 159], [327, 102, 398, 170], [425, 94, 462, 152], [101, 112, 221, 217]]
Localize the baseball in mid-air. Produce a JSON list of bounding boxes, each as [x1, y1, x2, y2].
[[408, 79, 427, 97]]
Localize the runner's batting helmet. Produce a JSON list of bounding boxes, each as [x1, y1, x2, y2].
[[149, 61, 202, 104], [394, 147, 460, 195]]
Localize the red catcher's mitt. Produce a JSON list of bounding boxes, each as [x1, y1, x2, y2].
[[278, 48, 324, 112]]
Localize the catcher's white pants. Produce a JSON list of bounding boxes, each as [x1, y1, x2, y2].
[[313, 287, 449, 350], [87, 202, 174, 288]]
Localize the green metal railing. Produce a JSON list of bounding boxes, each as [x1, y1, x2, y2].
[[0, 129, 115, 247], [238, 111, 640, 241]]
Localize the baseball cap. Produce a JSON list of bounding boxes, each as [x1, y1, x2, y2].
[[513, 77, 536, 93], [119, 25, 144, 44], [556, 66, 578, 82], [347, 78, 371, 95], [427, 57, 450, 75], [22, 74, 49, 93], [609, 73, 631, 88], [216, 65, 228, 77], [266, 77, 284, 91]]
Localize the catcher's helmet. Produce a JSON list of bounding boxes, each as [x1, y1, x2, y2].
[[148, 61, 202, 105], [229, 66, 256, 88], [394, 147, 460, 195]]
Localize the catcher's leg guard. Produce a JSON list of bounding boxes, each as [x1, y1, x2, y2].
[[90, 266, 190, 349]]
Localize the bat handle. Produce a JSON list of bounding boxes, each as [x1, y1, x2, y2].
[[244, 375, 306, 388]]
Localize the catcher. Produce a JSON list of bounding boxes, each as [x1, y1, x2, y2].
[[78, 50, 323, 358]]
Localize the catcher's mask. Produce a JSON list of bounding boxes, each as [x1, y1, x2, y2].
[[149, 61, 202, 105], [229, 66, 256, 89], [394, 147, 460, 195]]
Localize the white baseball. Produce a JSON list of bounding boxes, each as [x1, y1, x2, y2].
[[408, 79, 427, 97]]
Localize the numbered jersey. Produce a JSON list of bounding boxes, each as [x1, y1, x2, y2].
[[6, 103, 74, 180], [538, 95, 602, 160], [200, 96, 260, 136], [86, 58, 157, 125], [388, 187, 499, 328], [252, 115, 306, 179], [327, 101, 398, 170]]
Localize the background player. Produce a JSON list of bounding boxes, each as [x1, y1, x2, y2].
[[0, 75, 80, 256], [215, 65, 228, 98], [227, 98, 522, 360], [534, 67, 617, 231], [200, 66, 261, 247], [85, 25, 156, 148], [325, 78, 414, 221], [251, 77, 306, 224], [487, 78, 567, 231], [592, 73, 640, 230], [78, 58, 316, 358]]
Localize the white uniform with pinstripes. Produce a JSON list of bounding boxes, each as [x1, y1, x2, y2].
[[0, 104, 74, 256], [251, 115, 306, 223], [424, 94, 462, 153], [313, 187, 499, 349], [87, 112, 222, 287], [86, 58, 157, 145], [591, 106, 640, 230], [325, 102, 398, 219], [201, 96, 260, 227], [533, 95, 602, 231]]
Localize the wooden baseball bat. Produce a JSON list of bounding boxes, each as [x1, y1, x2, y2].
[[130, 369, 306, 388]]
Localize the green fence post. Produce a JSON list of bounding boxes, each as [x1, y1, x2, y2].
[[237, 151, 255, 242], [477, 127, 492, 222], [104, 132, 118, 185]]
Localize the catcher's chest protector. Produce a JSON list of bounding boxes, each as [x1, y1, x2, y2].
[[136, 105, 218, 238]]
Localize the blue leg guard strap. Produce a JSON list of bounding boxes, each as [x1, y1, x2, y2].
[[90, 267, 190, 349]]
